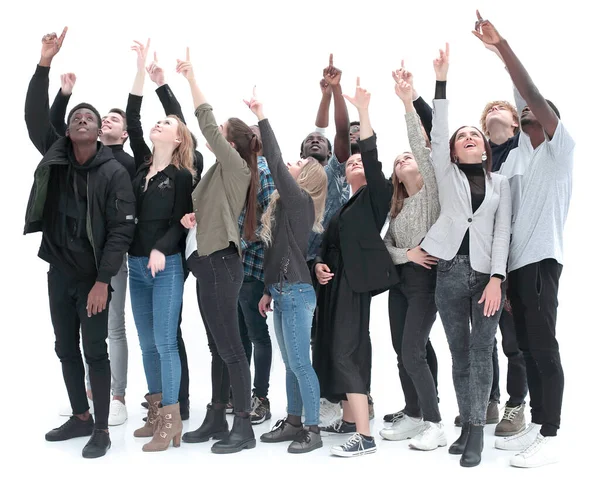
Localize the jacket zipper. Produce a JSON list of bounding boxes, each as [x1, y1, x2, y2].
[[86, 172, 99, 271]]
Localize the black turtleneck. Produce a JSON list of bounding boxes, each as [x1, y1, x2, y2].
[[107, 144, 136, 181], [457, 163, 486, 255]]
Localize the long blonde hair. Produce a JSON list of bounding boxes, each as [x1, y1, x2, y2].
[[260, 158, 327, 246], [150, 115, 196, 176], [390, 153, 423, 219]]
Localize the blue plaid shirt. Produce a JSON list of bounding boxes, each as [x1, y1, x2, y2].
[[307, 153, 350, 261], [238, 156, 275, 281]]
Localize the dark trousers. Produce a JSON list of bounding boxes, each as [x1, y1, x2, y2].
[[490, 308, 528, 406], [188, 247, 252, 413], [508, 259, 564, 437], [388, 263, 441, 422], [48, 265, 111, 429], [238, 276, 272, 398], [177, 305, 189, 405]]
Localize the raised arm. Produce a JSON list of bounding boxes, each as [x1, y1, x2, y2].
[[25, 28, 68, 155], [315, 79, 332, 129], [325, 55, 351, 163], [393, 61, 433, 140], [473, 11, 558, 138], [49, 73, 75, 137], [147, 52, 187, 123], [430, 44, 452, 176], [177, 50, 248, 173]]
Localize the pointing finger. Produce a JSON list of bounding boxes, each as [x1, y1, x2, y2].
[[329, 53, 333, 67], [186, 46, 190, 61]]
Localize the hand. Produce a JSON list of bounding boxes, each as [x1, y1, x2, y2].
[[258, 294, 273, 317], [504, 298, 512, 314], [392, 60, 414, 87], [315, 263, 334, 285], [146, 52, 165, 86], [478, 277, 503, 317], [243, 86, 265, 121], [433, 42, 450, 81], [60, 73, 76, 95], [181, 213, 196, 229], [86, 281, 108, 318], [342, 77, 370, 111], [472, 10, 504, 47], [320, 79, 332, 96], [148, 249, 166, 278], [323, 54, 342, 87], [406, 246, 439, 269], [40, 27, 68, 65], [131, 38, 151, 72], [175, 47, 195, 81], [394, 79, 413, 104]]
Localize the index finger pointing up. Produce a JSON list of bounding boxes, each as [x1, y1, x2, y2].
[[186, 46, 190, 61], [476, 9, 483, 21], [154, 51, 158, 62], [356, 76, 360, 87], [145, 38, 151, 51], [329, 53, 333, 67]]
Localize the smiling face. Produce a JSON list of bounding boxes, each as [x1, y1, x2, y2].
[[394, 152, 419, 182], [101, 111, 127, 144], [452, 126, 486, 163], [287, 157, 310, 179], [149, 116, 181, 146], [301, 132, 330, 163], [67, 108, 101, 143]]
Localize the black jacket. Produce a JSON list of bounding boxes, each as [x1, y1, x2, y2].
[[24, 65, 136, 284], [316, 134, 398, 295]]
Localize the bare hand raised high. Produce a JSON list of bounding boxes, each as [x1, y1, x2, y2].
[[176, 47, 195, 81], [147, 52, 165, 87], [60, 73, 76, 96], [343, 77, 371, 111], [40, 27, 68, 66]]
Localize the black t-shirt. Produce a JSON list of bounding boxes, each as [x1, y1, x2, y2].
[[491, 133, 520, 172], [457, 163, 486, 256]]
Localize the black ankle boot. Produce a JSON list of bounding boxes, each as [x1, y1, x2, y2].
[[449, 424, 470, 455], [180, 399, 190, 421], [211, 414, 256, 454], [182, 404, 229, 443], [460, 425, 484, 467]]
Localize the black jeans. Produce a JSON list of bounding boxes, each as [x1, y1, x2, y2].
[[238, 276, 272, 398], [490, 308, 528, 406], [177, 304, 189, 405], [188, 247, 252, 413], [388, 263, 441, 422], [508, 259, 564, 437], [48, 265, 111, 429]]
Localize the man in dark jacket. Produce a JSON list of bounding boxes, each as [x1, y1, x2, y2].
[[24, 27, 135, 459]]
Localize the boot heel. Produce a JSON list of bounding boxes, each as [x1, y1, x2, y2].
[[173, 433, 181, 448], [245, 438, 257, 449]]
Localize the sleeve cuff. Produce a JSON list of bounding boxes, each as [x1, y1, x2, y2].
[[96, 271, 112, 284], [35, 64, 50, 76], [492, 272, 506, 282]]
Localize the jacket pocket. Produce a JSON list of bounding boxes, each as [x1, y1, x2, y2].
[[114, 191, 136, 223], [437, 258, 456, 273], [427, 215, 453, 243]]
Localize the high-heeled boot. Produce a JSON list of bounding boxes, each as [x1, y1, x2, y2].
[[460, 425, 484, 467], [134, 393, 162, 438], [211, 413, 256, 454], [143, 403, 183, 452], [182, 403, 229, 443], [449, 424, 470, 455]]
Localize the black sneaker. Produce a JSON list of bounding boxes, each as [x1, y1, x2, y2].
[[319, 418, 357, 435], [45, 416, 95, 442], [288, 429, 323, 454], [383, 410, 405, 423], [250, 395, 271, 425], [330, 432, 377, 457], [82, 429, 111, 458], [225, 400, 234, 414], [260, 419, 303, 443]]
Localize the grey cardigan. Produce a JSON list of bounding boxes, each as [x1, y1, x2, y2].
[[420, 99, 512, 278]]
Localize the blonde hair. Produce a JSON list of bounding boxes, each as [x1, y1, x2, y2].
[[150, 115, 196, 176], [260, 159, 327, 246], [480, 101, 519, 137], [390, 153, 423, 219]]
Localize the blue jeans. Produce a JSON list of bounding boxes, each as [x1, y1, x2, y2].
[[129, 254, 184, 406], [270, 282, 320, 426], [238, 276, 272, 398]]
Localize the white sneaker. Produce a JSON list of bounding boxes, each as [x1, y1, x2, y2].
[[495, 422, 541, 451], [319, 398, 342, 427], [510, 433, 559, 468], [58, 397, 94, 417], [379, 414, 425, 441], [108, 399, 128, 426], [409, 421, 447, 451]]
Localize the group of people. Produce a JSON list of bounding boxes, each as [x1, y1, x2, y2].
[[26, 10, 573, 470]]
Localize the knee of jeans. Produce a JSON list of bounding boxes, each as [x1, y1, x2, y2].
[[108, 323, 126, 341], [54, 342, 81, 362], [402, 348, 424, 375], [83, 347, 109, 365], [528, 347, 561, 365], [156, 339, 179, 356]]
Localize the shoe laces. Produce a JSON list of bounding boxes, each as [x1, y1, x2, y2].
[[250, 396, 261, 413], [391, 411, 406, 423], [341, 433, 363, 450], [501, 404, 524, 422], [517, 434, 545, 457], [59, 416, 82, 431], [294, 429, 312, 444], [270, 419, 286, 432], [328, 418, 344, 432]]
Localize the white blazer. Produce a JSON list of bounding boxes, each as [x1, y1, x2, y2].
[[420, 99, 511, 278]]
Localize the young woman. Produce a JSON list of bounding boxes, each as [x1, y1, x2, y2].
[[176, 50, 259, 455], [126, 40, 194, 452], [380, 78, 444, 450], [242, 92, 327, 454], [312, 78, 398, 457], [419, 45, 511, 467]]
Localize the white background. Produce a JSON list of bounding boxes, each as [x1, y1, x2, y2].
[[0, 0, 596, 475]]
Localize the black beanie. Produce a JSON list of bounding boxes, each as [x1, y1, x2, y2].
[[67, 103, 102, 128]]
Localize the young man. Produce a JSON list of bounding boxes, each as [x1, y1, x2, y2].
[[474, 12, 574, 468], [25, 28, 135, 458], [50, 76, 135, 427]]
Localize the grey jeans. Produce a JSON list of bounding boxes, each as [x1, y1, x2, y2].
[[85, 255, 128, 396], [435, 255, 504, 426]]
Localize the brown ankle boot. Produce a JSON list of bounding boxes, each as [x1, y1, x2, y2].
[[134, 393, 162, 438], [142, 403, 183, 452]]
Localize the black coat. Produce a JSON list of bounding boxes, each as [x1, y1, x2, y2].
[[316, 134, 398, 295]]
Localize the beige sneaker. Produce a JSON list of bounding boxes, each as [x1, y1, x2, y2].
[[495, 404, 526, 436]]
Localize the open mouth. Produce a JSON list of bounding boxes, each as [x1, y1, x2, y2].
[[464, 143, 476, 149]]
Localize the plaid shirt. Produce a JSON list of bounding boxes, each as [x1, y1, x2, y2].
[[238, 156, 275, 281]]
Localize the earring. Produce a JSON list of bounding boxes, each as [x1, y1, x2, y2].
[[482, 152, 487, 161]]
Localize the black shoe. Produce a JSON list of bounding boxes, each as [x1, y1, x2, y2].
[[45, 416, 94, 442], [182, 404, 229, 443], [180, 399, 190, 421], [211, 414, 256, 454], [320, 418, 357, 435], [460, 425, 484, 468], [260, 419, 303, 443], [141, 401, 149, 409], [82, 430, 111, 458], [383, 410, 405, 423], [454, 414, 461, 427], [288, 429, 323, 454], [449, 424, 470, 455]]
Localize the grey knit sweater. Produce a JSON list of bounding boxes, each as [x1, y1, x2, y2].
[[384, 111, 440, 264]]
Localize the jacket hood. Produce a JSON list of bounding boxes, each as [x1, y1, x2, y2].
[[40, 137, 115, 170]]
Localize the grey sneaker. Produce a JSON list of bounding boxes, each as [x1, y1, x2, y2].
[[288, 429, 323, 454], [250, 395, 271, 425], [368, 393, 375, 421], [260, 419, 303, 443], [495, 404, 526, 436]]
